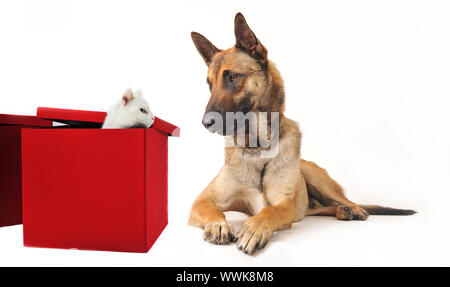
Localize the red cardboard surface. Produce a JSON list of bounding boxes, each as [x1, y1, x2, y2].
[[145, 128, 168, 251], [21, 127, 169, 252], [0, 126, 24, 227], [0, 114, 51, 228], [37, 107, 107, 124], [153, 117, 180, 137], [0, 113, 52, 127]]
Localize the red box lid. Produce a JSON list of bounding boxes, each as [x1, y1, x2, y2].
[[37, 107, 107, 124], [0, 113, 53, 127], [36, 107, 180, 136], [153, 117, 180, 137]]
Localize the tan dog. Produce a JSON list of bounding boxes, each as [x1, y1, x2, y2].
[[189, 13, 416, 255]]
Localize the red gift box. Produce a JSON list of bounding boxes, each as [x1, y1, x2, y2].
[[0, 114, 52, 227], [21, 107, 179, 252]]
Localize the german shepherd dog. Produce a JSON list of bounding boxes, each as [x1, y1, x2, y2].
[[189, 13, 416, 255]]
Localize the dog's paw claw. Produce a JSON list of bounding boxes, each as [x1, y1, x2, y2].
[[203, 221, 235, 245], [236, 218, 273, 255]]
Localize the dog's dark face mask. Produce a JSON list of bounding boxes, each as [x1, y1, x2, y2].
[[191, 13, 276, 137]]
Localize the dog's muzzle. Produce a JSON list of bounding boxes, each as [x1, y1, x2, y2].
[[202, 110, 225, 134]]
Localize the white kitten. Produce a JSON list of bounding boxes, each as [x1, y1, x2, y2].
[[102, 88, 155, 129]]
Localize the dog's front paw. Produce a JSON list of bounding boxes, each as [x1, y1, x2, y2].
[[203, 221, 236, 245], [236, 217, 273, 255]]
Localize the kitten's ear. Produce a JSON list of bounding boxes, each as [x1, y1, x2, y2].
[[122, 88, 135, 106], [191, 32, 221, 66], [234, 12, 267, 61], [134, 89, 143, 98]]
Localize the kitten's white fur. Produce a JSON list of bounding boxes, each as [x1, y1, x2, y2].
[[102, 88, 155, 129]]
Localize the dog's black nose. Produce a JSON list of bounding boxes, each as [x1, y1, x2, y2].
[[202, 109, 224, 133], [202, 117, 215, 129]]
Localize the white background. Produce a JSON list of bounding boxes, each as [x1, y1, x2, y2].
[[1, 0, 449, 266]]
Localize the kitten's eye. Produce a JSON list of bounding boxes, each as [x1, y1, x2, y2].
[[140, 108, 148, 114], [229, 73, 240, 82]]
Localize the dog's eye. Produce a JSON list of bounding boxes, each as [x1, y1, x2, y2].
[[229, 73, 240, 82], [140, 108, 148, 114]]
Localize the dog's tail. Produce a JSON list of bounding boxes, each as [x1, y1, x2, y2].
[[360, 205, 417, 216]]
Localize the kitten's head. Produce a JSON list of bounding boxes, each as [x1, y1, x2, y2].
[[119, 88, 155, 128]]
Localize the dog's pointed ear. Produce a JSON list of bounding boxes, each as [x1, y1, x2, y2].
[[234, 12, 267, 61], [191, 32, 220, 66]]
